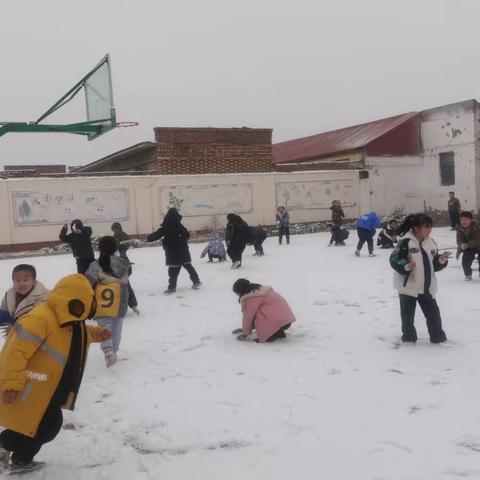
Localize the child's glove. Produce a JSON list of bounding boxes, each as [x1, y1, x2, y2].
[[0, 310, 13, 326]]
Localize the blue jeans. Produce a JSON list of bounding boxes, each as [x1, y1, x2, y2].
[[96, 316, 124, 352]]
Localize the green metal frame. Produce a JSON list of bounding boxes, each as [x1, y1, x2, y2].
[[0, 54, 116, 140]]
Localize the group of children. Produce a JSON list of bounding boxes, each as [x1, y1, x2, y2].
[[0, 199, 474, 472]]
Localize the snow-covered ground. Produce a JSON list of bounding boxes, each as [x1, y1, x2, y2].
[[1, 228, 480, 480]]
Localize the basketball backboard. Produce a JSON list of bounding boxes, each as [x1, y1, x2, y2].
[[0, 54, 118, 140]]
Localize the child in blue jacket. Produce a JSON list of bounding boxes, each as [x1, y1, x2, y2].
[[355, 212, 381, 257]]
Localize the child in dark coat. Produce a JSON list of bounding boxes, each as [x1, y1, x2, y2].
[[147, 208, 201, 294], [111, 223, 139, 314], [329, 200, 346, 246], [377, 220, 399, 249], [225, 214, 253, 268], [456, 211, 480, 281], [276, 206, 290, 244], [249, 226, 268, 256], [59, 219, 95, 274]]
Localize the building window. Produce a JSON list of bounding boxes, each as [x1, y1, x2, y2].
[[439, 152, 455, 186]]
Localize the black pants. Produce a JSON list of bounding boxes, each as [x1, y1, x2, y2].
[[329, 225, 342, 245], [279, 226, 290, 244], [449, 210, 460, 229], [76, 257, 95, 274], [356, 228, 374, 253], [227, 242, 246, 263], [462, 248, 479, 276], [127, 281, 138, 308], [399, 294, 447, 343], [253, 238, 266, 255], [0, 404, 63, 465], [266, 323, 291, 342], [168, 264, 200, 290]]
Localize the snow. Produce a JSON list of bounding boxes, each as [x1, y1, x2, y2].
[[1, 227, 480, 479]]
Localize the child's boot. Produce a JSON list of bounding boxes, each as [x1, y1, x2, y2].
[[465, 275, 472, 281], [104, 348, 117, 368]]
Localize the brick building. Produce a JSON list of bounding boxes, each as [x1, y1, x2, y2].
[[74, 127, 273, 175]]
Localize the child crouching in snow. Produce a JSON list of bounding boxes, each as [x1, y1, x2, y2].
[[201, 230, 227, 262], [390, 214, 451, 344], [86, 236, 130, 367], [232, 278, 295, 343]]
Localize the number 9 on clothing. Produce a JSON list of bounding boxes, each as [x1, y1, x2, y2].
[[94, 283, 121, 318]]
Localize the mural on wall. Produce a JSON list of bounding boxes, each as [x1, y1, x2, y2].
[[276, 180, 357, 210], [13, 188, 130, 226], [158, 184, 253, 217]]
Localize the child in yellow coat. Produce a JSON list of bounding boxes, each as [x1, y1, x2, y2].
[[0, 274, 111, 474]]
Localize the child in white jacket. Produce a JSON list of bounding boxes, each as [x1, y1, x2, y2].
[[390, 214, 451, 344]]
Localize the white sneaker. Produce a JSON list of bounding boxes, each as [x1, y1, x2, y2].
[[465, 275, 472, 281], [369, 253, 376, 257], [104, 349, 117, 368], [131, 307, 140, 315], [231, 261, 241, 269]]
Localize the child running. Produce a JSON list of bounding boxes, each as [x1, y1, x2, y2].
[[456, 211, 480, 281], [0, 274, 110, 474], [231, 278, 296, 343], [147, 208, 201, 294], [0, 265, 49, 331], [58, 219, 95, 274], [390, 213, 451, 344], [86, 236, 130, 367]]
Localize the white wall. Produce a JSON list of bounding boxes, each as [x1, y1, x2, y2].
[[367, 105, 477, 216], [0, 170, 363, 248]]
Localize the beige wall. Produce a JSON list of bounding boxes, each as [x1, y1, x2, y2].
[[0, 170, 364, 247]]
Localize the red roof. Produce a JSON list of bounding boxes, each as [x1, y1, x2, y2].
[[272, 112, 420, 164]]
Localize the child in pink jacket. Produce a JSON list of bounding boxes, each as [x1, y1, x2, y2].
[[232, 278, 296, 343]]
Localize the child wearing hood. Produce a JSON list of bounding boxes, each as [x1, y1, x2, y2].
[[231, 278, 296, 343], [147, 208, 201, 294], [201, 231, 227, 262], [86, 236, 130, 367], [0, 265, 49, 331], [59, 219, 95, 274], [0, 274, 110, 474]]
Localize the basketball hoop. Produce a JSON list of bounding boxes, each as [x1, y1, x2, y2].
[[116, 122, 139, 128]]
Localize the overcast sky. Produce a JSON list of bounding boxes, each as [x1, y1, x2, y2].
[[1, 0, 479, 168]]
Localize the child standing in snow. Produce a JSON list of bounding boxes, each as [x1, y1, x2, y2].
[[355, 212, 381, 257], [58, 219, 95, 274], [377, 219, 400, 249], [329, 200, 346, 246], [201, 231, 227, 262], [0, 274, 110, 474], [86, 236, 130, 367], [0, 265, 49, 331], [456, 211, 480, 281], [111, 222, 140, 315], [276, 206, 290, 244], [390, 213, 451, 344], [231, 278, 296, 343], [147, 208, 201, 293]]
